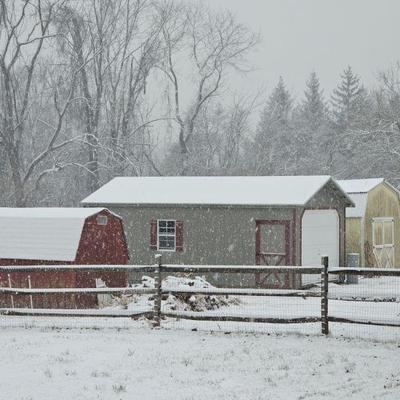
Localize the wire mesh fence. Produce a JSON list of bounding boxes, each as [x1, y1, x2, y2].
[[328, 268, 400, 341], [156, 261, 324, 336], [0, 259, 399, 342]]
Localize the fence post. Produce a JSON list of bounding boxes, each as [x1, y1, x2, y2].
[[7, 273, 14, 309], [321, 256, 329, 335], [28, 275, 33, 309], [153, 254, 162, 327], [346, 253, 359, 284]]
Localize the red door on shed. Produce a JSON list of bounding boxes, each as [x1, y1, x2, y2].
[[255, 220, 291, 288]]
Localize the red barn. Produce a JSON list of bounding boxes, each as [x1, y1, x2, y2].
[[0, 208, 129, 309]]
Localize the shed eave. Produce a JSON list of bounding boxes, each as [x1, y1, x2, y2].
[[82, 202, 306, 209], [0, 255, 75, 262], [303, 177, 355, 208], [382, 180, 400, 199]]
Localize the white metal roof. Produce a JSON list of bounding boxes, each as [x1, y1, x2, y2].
[[337, 178, 400, 218], [337, 178, 384, 193], [82, 176, 352, 207], [0, 208, 108, 262], [345, 193, 368, 218]]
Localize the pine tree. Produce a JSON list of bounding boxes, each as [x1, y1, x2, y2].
[[329, 66, 373, 176], [291, 72, 329, 174], [301, 72, 327, 130], [253, 77, 293, 174], [331, 66, 367, 130], [263, 76, 293, 125]]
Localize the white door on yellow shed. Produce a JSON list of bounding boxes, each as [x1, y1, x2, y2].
[[301, 210, 339, 285]]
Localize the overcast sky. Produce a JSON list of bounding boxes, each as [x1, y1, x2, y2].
[[202, 0, 400, 100]]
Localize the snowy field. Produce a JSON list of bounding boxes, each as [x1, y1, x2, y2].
[[0, 325, 399, 400], [1, 276, 399, 399]]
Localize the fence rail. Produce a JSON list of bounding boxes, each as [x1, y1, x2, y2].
[[327, 266, 400, 330], [161, 265, 323, 274], [1, 256, 399, 336], [0, 265, 154, 273], [329, 267, 400, 276], [0, 308, 153, 318]]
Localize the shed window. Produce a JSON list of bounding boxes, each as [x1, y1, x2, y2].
[[373, 218, 394, 247], [158, 220, 176, 251], [96, 215, 108, 225], [372, 217, 395, 268]]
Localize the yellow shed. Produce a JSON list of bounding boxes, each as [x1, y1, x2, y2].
[[338, 178, 400, 268]]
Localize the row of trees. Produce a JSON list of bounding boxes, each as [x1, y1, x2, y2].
[[0, 0, 257, 206], [170, 65, 400, 188], [249, 66, 400, 183], [1, 0, 400, 207]]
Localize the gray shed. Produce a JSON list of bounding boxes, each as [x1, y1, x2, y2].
[[82, 176, 353, 288]]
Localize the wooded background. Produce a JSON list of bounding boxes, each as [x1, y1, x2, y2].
[[1, 0, 400, 207]]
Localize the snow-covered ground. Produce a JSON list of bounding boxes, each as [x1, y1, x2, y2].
[[0, 326, 399, 400], [2, 276, 398, 341], [110, 275, 400, 341], [0, 275, 399, 398]]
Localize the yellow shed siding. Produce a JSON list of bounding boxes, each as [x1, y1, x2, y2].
[[364, 183, 400, 267], [346, 218, 362, 259]]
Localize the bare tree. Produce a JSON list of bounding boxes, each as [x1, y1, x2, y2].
[[162, 95, 256, 176], [157, 1, 259, 174], [103, 0, 164, 178], [56, 0, 166, 191], [0, 0, 83, 206]]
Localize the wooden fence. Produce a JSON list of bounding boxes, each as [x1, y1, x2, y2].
[[0, 255, 399, 335], [327, 264, 400, 330]]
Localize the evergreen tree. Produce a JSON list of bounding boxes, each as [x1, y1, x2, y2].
[[329, 66, 373, 176], [331, 66, 368, 130], [263, 76, 293, 125], [252, 77, 294, 174], [292, 72, 329, 173], [301, 72, 327, 130]]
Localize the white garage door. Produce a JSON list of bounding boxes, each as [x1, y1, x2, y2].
[[302, 210, 339, 285]]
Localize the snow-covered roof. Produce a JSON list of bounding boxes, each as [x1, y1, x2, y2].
[[0, 208, 109, 262], [82, 176, 352, 207], [345, 193, 368, 218], [337, 178, 400, 218], [337, 178, 384, 193]]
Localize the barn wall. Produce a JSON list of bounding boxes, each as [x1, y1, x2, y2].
[[0, 259, 77, 308], [76, 210, 129, 265], [364, 183, 400, 267], [0, 210, 129, 308], [75, 210, 129, 304]]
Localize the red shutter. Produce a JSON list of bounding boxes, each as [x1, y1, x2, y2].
[[176, 220, 183, 252], [150, 220, 157, 250]]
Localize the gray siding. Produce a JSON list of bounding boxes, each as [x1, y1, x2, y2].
[[112, 205, 296, 263], [110, 205, 298, 287]]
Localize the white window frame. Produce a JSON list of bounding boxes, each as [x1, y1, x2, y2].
[[372, 217, 395, 267], [157, 219, 176, 252], [372, 217, 394, 247], [96, 215, 108, 226]]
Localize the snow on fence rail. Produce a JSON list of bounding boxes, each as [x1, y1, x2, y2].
[[329, 267, 400, 276], [0, 256, 399, 336], [0, 255, 328, 331], [0, 264, 323, 273], [0, 308, 153, 318], [0, 265, 155, 273]]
